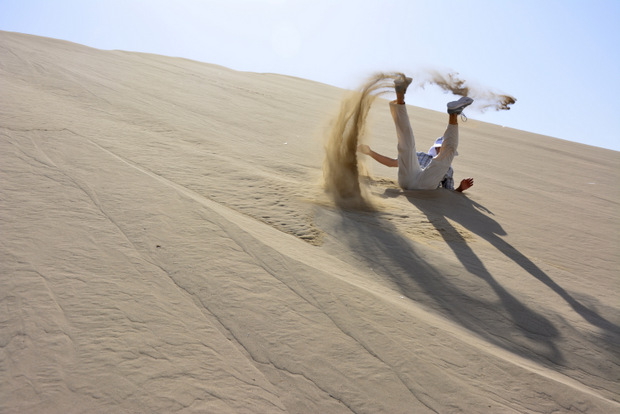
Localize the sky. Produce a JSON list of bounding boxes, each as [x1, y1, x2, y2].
[[1, 0, 619, 151]]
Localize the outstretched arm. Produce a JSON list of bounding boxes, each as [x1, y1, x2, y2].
[[456, 177, 474, 192], [357, 144, 398, 168]]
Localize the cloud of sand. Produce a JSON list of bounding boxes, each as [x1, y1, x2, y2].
[[322, 72, 403, 210], [323, 71, 516, 209], [416, 70, 517, 112]]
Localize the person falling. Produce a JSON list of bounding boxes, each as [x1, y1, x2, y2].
[[357, 75, 475, 192]]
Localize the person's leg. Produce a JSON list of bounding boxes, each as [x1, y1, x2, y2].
[[436, 96, 472, 162], [416, 117, 458, 189], [417, 97, 472, 189], [434, 114, 459, 162], [390, 76, 421, 189]]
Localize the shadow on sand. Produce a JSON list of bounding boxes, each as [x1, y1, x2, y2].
[[329, 188, 618, 365], [395, 188, 620, 336]]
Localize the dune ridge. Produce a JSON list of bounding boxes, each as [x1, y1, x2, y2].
[[1, 31, 619, 413]]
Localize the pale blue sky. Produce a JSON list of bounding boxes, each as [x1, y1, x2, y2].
[[2, 0, 619, 150]]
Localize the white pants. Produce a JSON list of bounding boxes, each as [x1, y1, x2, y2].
[[390, 101, 458, 190]]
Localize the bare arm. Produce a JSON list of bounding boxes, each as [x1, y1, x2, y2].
[[357, 144, 398, 168]]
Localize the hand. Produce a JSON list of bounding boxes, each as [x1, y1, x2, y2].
[[456, 177, 474, 192], [357, 144, 371, 155]]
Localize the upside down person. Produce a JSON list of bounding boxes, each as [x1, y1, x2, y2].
[[358, 75, 474, 192]]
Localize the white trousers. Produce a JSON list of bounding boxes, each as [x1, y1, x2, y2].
[[390, 101, 458, 190]]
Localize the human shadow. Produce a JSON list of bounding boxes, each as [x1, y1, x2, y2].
[[326, 194, 563, 363], [393, 188, 620, 336]]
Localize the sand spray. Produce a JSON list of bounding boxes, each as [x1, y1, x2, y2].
[[323, 71, 516, 209]]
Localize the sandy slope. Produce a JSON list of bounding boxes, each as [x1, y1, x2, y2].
[[1, 31, 619, 413]]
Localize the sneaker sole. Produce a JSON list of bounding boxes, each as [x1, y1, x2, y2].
[[394, 77, 413, 93], [447, 97, 474, 114], [447, 97, 474, 110]]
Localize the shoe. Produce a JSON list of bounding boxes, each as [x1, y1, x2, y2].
[[394, 75, 413, 94], [447, 96, 474, 114]]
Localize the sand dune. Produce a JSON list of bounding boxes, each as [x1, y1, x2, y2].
[[1, 31, 619, 413]]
